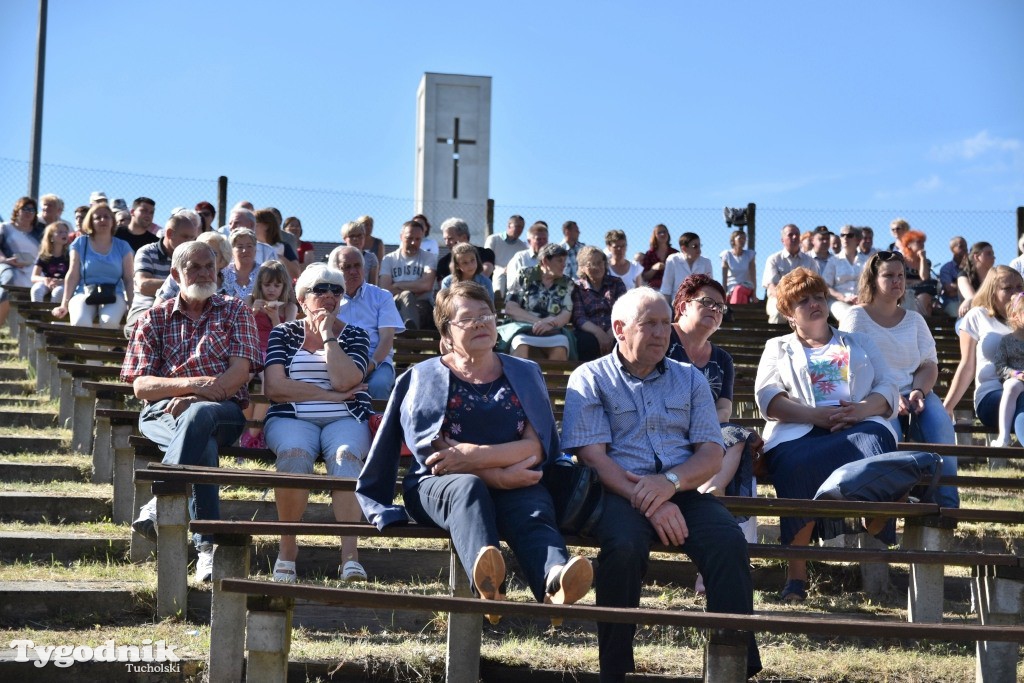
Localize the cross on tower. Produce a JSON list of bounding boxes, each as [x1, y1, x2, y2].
[[436, 117, 476, 199]]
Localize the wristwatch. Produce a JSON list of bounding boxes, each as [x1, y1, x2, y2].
[[663, 471, 681, 491]]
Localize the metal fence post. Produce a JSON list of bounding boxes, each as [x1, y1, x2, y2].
[[746, 202, 757, 253], [218, 176, 228, 225]]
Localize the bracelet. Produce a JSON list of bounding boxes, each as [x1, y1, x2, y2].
[[909, 388, 924, 396], [324, 338, 337, 344]]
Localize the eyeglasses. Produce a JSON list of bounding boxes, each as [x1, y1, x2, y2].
[[310, 283, 343, 296], [21, 207, 36, 213], [688, 296, 728, 315], [449, 314, 497, 328], [840, 232, 857, 238]]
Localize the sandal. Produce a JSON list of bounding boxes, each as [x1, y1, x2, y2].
[[780, 579, 807, 602], [273, 558, 297, 583], [341, 560, 367, 582]]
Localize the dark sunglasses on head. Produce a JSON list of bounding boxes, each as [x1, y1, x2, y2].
[[310, 283, 343, 296], [877, 251, 905, 262]]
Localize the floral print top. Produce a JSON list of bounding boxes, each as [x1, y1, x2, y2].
[[804, 335, 851, 406], [442, 372, 526, 446], [506, 266, 573, 319]]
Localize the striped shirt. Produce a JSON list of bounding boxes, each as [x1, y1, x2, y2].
[[264, 320, 372, 422], [561, 348, 723, 475]]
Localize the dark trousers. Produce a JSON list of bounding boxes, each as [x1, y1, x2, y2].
[[405, 474, 569, 601], [593, 491, 761, 682]]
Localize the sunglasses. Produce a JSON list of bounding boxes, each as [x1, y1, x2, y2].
[[450, 314, 497, 329], [877, 251, 905, 263], [310, 283, 343, 296]]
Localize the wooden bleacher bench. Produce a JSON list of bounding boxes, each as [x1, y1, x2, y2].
[[210, 577, 1024, 683]]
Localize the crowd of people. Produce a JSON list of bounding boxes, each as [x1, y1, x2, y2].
[[5, 189, 1024, 682]]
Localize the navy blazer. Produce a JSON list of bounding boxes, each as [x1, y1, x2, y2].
[[356, 354, 560, 529]]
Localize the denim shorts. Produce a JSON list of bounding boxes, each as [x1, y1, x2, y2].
[[264, 415, 371, 477]]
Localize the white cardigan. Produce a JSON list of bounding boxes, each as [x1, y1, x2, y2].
[[754, 327, 900, 452]]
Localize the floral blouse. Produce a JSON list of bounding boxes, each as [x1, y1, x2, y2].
[[442, 373, 526, 445], [506, 266, 573, 319]]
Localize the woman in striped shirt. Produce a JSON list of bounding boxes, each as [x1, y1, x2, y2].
[[263, 264, 373, 584]]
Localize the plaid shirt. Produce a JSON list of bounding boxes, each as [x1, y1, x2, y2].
[[121, 294, 263, 407], [571, 275, 626, 331]]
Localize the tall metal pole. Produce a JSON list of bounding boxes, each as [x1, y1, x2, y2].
[[28, 0, 48, 199]]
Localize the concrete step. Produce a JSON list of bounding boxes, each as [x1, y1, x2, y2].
[[0, 396, 46, 407], [0, 657, 205, 683], [0, 410, 58, 429], [0, 493, 110, 523], [0, 381, 34, 395], [0, 435, 66, 452], [0, 367, 29, 381], [0, 580, 152, 626], [0, 462, 87, 483], [0, 531, 127, 563]]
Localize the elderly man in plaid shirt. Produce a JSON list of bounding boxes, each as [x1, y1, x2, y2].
[[560, 287, 760, 682], [122, 241, 262, 581]]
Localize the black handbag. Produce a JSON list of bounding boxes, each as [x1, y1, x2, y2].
[[543, 458, 605, 536], [84, 283, 117, 305], [81, 237, 118, 305]]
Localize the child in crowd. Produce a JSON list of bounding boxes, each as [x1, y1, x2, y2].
[[991, 294, 1024, 448], [241, 261, 298, 449], [440, 242, 494, 300], [30, 221, 71, 302], [993, 293, 1024, 447]]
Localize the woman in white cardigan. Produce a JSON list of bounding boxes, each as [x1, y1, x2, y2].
[[755, 268, 900, 603]]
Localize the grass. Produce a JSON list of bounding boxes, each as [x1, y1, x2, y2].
[[0, 557, 156, 585], [0, 618, 986, 682]]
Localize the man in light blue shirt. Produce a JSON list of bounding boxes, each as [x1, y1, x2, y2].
[[561, 287, 760, 682], [335, 246, 405, 399]]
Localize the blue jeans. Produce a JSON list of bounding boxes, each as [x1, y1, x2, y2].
[[404, 475, 569, 602], [889, 391, 959, 508], [366, 363, 396, 401], [139, 399, 246, 547], [978, 389, 1024, 444], [591, 491, 760, 682], [265, 414, 370, 477]]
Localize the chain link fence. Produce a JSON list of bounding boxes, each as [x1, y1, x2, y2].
[[3, 156, 1019, 279]]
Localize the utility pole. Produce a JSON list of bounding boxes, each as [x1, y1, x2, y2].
[[28, 0, 48, 199]]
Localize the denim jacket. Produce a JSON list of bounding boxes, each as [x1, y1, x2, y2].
[[755, 327, 899, 452], [356, 354, 560, 529]]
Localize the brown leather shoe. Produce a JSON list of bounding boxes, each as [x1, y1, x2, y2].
[[472, 545, 506, 624], [545, 556, 593, 606]]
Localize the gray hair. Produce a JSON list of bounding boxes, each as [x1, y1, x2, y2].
[[171, 207, 202, 229], [611, 287, 668, 327], [230, 208, 256, 228], [164, 213, 195, 234], [440, 217, 470, 238], [294, 263, 345, 300], [171, 241, 217, 274], [197, 232, 230, 266], [229, 228, 257, 246], [327, 244, 363, 270], [538, 242, 568, 261]]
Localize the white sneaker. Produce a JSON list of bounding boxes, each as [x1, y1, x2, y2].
[[991, 435, 1012, 448], [195, 544, 214, 582], [131, 497, 158, 543]]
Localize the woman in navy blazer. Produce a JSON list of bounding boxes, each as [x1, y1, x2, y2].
[[357, 281, 592, 616]]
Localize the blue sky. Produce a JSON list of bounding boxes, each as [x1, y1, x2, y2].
[[1, 1, 1022, 262]]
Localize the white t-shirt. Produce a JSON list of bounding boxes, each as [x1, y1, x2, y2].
[[803, 334, 852, 406], [840, 307, 937, 394], [960, 306, 1012, 409], [421, 237, 439, 255], [719, 249, 756, 291], [659, 254, 713, 298], [606, 261, 644, 290]]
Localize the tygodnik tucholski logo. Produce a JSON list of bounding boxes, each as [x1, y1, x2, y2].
[[9, 638, 182, 672]]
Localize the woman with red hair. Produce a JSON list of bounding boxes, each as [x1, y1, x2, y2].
[[900, 228, 936, 316]]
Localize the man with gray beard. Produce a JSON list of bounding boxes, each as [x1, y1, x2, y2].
[[121, 241, 263, 581]]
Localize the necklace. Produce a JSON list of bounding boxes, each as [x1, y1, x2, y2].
[[465, 377, 497, 400]]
